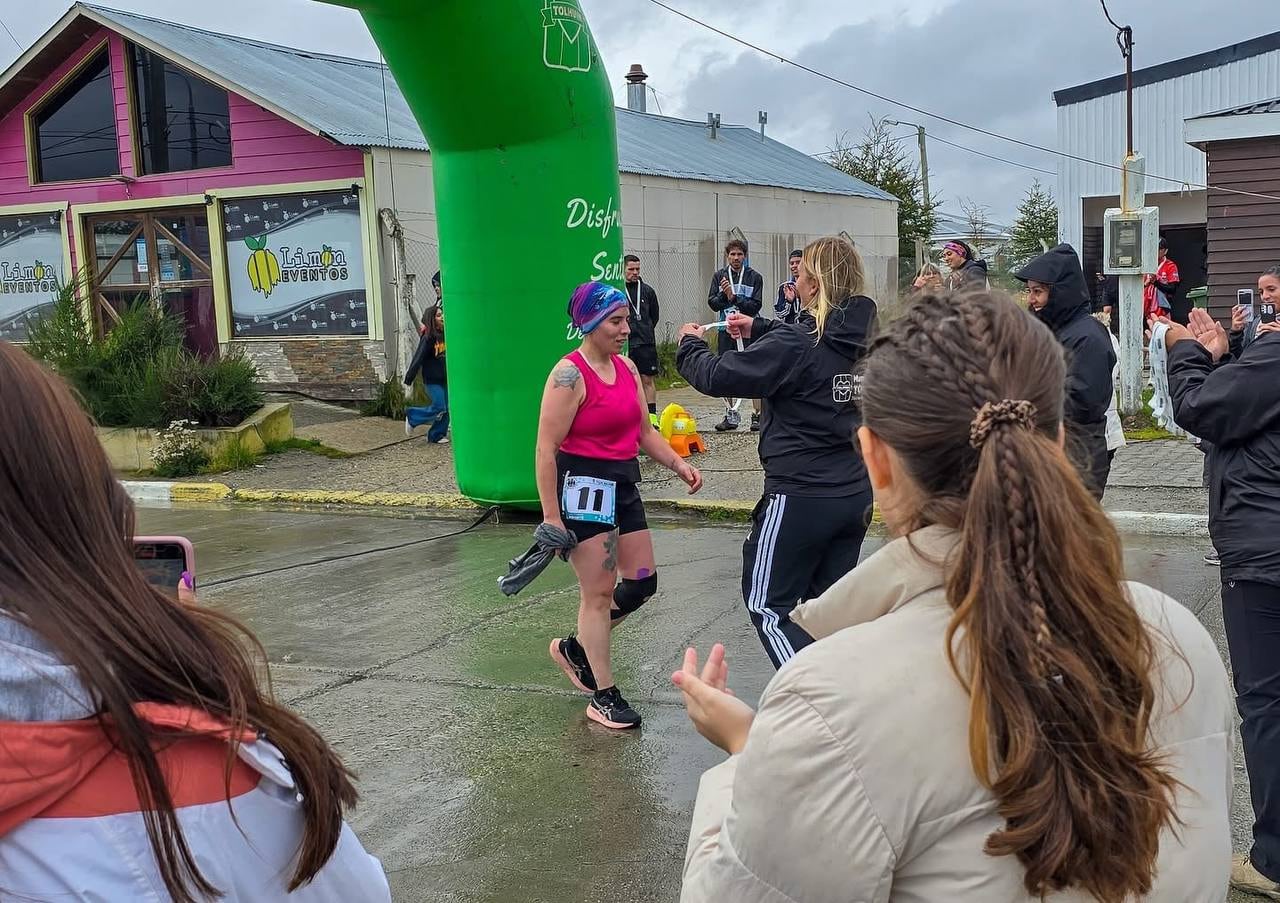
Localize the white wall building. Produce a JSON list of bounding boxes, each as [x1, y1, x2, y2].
[[1054, 29, 1280, 314]]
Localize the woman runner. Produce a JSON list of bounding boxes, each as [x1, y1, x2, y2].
[[537, 281, 702, 729], [676, 236, 876, 668]]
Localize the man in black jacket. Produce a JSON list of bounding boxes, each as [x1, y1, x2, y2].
[[1164, 307, 1280, 899], [707, 239, 765, 432], [1015, 244, 1115, 498], [623, 254, 661, 426]]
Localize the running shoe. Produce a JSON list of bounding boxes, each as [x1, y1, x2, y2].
[[550, 635, 597, 693], [1205, 550, 1221, 566], [714, 410, 740, 432], [649, 412, 660, 429], [1231, 854, 1280, 900], [750, 413, 761, 432], [587, 686, 641, 730]]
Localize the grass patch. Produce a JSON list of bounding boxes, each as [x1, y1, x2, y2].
[[264, 437, 351, 459], [1121, 385, 1177, 442], [656, 340, 687, 390], [362, 375, 427, 420], [204, 439, 260, 473]]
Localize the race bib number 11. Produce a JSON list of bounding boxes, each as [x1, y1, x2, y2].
[[562, 476, 617, 525]]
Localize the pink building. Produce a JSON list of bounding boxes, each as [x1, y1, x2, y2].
[[0, 3, 432, 398]]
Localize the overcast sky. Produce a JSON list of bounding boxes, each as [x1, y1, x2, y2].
[[3, 0, 1275, 221]]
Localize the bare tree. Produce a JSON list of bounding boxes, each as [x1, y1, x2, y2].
[[959, 197, 992, 248]]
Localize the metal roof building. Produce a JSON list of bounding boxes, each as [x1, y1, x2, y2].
[[0, 2, 897, 394], [1052, 29, 1280, 315], [33, 5, 890, 203]]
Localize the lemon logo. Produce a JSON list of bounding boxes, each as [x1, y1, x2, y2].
[[245, 236, 282, 298], [320, 245, 334, 269], [32, 260, 47, 281]]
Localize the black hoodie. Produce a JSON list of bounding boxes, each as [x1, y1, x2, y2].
[[1017, 244, 1116, 494], [949, 257, 989, 291], [676, 297, 876, 496]]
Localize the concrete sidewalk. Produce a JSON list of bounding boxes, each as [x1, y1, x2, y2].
[[168, 387, 1209, 530]]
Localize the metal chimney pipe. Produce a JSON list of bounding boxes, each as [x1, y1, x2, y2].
[[707, 112, 720, 139], [625, 63, 648, 113]]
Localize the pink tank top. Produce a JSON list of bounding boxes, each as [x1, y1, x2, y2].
[[560, 351, 642, 461]]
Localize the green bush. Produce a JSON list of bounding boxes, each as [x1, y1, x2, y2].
[[24, 285, 263, 429], [655, 341, 685, 390], [206, 438, 260, 473], [362, 374, 426, 420], [150, 420, 211, 478]]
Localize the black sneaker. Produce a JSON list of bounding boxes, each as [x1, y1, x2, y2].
[[550, 635, 597, 693], [750, 413, 760, 432], [714, 411, 740, 432], [587, 686, 641, 729]]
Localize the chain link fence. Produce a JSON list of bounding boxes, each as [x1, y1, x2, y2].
[[626, 231, 897, 344]]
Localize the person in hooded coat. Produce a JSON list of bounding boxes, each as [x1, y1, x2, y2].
[[1016, 244, 1116, 498], [940, 240, 989, 291]]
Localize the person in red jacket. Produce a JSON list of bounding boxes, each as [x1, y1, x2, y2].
[[1144, 237, 1180, 322]]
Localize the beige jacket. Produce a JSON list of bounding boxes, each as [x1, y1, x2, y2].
[[683, 526, 1234, 903]]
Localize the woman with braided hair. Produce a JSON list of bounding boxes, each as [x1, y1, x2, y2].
[[675, 290, 1233, 902]]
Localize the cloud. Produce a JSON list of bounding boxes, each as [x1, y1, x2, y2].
[[5, 0, 1276, 222], [588, 0, 1276, 221]]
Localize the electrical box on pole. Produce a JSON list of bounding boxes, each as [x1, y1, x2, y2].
[[1103, 207, 1159, 273], [1107, 154, 1153, 416]]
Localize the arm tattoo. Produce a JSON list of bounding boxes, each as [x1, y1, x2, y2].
[[552, 362, 582, 389], [603, 531, 619, 572]]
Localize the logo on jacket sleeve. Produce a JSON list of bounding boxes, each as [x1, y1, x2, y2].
[[832, 373, 854, 404]]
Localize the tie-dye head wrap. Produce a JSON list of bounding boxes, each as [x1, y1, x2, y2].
[[567, 281, 628, 335]]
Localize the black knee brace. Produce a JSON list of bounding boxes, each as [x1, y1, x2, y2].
[[611, 573, 657, 620]]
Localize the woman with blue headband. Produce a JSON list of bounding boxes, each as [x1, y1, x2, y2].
[[537, 281, 703, 730]]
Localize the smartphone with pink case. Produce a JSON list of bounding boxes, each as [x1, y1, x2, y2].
[[133, 536, 195, 595]]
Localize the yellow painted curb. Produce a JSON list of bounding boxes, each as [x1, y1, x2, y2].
[[171, 482, 232, 502], [229, 488, 479, 510]]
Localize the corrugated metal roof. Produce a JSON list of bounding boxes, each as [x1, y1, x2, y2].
[[83, 5, 892, 200], [86, 4, 427, 149], [1199, 96, 1280, 117], [614, 109, 893, 200], [1055, 29, 1280, 107]]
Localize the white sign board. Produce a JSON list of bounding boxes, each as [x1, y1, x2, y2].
[[222, 189, 368, 337], [0, 212, 65, 342]]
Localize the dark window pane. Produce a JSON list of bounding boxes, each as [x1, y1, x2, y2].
[[131, 45, 232, 175], [33, 50, 119, 183]]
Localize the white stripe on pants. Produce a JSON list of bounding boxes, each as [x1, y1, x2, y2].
[[746, 494, 796, 665]]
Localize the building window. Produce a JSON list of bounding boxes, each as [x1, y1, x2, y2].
[[31, 49, 119, 183], [130, 44, 232, 175]]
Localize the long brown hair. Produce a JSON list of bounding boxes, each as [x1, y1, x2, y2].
[[0, 342, 357, 900], [858, 292, 1178, 901]]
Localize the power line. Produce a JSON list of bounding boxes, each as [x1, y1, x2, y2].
[[642, 0, 1280, 203], [0, 14, 21, 51], [925, 133, 1057, 178]]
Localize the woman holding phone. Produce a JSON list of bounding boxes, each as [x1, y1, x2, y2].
[[676, 236, 876, 669], [0, 342, 390, 901]]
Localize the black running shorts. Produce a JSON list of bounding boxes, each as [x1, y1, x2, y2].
[[555, 451, 647, 542], [626, 342, 660, 376]]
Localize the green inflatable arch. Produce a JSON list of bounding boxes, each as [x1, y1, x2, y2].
[[324, 0, 625, 506]]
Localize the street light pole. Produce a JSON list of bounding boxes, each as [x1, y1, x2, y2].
[[886, 119, 930, 269]]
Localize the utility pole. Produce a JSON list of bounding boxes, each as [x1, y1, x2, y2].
[[886, 118, 930, 209], [886, 118, 931, 272]]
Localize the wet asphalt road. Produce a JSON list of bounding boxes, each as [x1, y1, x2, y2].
[[136, 505, 1254, 903]]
